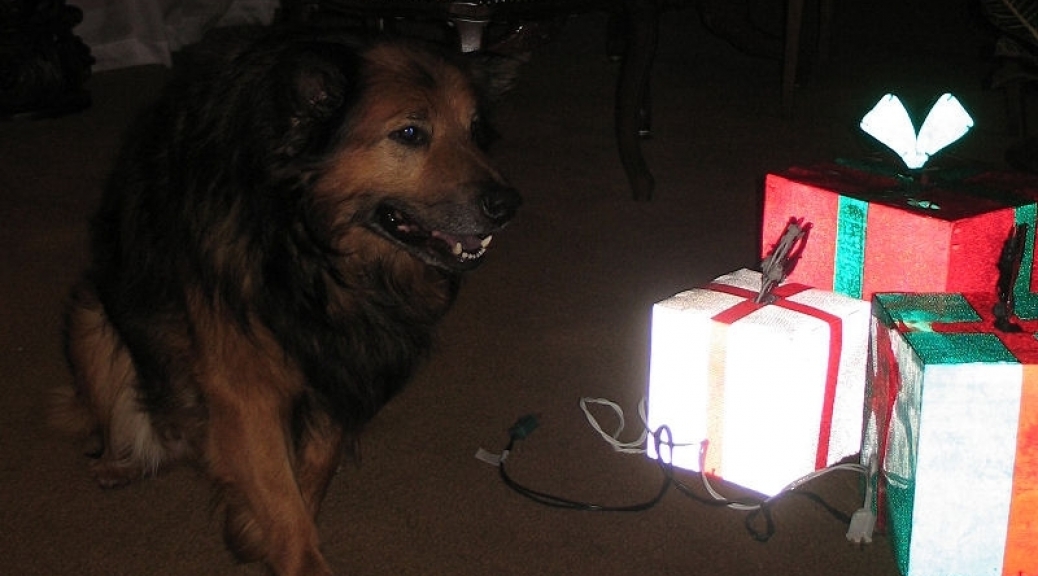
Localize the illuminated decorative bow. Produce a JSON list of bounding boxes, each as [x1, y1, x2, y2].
[[859, 93, 974, 170]]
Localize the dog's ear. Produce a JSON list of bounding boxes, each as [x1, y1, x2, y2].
[[277, 45, 362, 155], [289, 56, 350, 120], [466, 52, 525, 104]]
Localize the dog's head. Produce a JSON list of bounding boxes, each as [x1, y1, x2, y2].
[[272, 36, 522, 273]]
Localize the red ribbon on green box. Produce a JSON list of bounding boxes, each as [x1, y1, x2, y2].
[[865, 292, 1038, 576]]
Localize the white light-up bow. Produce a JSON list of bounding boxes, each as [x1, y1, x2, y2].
[[859, 93, 974, 170]]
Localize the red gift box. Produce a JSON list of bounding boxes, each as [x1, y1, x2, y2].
[[760, 163, 1038, 305]]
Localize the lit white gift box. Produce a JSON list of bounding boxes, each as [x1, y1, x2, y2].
[[646, 269, 870, 496]]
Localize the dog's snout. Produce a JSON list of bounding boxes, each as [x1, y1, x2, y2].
[[480, 184, 521, 225]]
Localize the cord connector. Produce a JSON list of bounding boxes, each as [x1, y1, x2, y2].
[[846, 508, 876, 545], [847, 456, 878, 545], [509, 414, 540, 440]]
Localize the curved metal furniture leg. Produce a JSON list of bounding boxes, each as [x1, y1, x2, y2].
[[453, 17, 489, 52], [615, 0, 658, 201], [782, 0, 803, 117]]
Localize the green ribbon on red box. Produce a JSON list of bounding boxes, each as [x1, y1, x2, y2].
[[828, 159, 1038, 319]]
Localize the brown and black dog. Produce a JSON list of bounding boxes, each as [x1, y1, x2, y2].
[[52, 28, 520, 575]]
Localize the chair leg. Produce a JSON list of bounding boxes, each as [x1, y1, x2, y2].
[[817, 0, 832, 66], [453, 18, 489, 52], [606, 13, 625, 61], [615, 0, 658, 201], [607, 13, 651, 136], [639, 77, 652, 137], [782, 0, 804, 116], [1005, 82, 1026, 139]]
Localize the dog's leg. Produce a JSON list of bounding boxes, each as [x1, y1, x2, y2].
[[201, 329, 333, 576], [58, 284, 170, 487], [293, 406, 346, 519]]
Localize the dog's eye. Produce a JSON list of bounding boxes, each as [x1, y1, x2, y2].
[[389, 125, 429, 147]]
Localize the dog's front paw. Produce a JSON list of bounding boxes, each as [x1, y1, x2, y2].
[[89, 458, 143, 488]]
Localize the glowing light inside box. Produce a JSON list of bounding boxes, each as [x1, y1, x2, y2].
[[859, 93, 973, 170], [644, 270, 870, 497]]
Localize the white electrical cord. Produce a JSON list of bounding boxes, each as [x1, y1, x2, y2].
[[578, 397, 648, 454], [846, 455, 878, 544], [580, 395, 868, 512]]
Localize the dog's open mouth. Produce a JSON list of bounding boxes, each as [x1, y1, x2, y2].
[[374, 203, 493, 269]]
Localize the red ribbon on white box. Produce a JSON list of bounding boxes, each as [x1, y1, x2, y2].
[[704, 282, 844, 473]]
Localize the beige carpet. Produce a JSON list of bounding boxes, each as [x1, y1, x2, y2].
[[1, 2, 1012, 574]]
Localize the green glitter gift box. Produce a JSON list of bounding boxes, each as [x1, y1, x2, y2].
[[862, 292, 1038, 576]]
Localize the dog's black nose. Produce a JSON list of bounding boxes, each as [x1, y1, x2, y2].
[[480, 183, 522, 225]]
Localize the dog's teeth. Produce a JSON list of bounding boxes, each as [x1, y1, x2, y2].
[[480, 235, 493, 248], [458, 248, 486, 261], [452, 242, 463, 256]]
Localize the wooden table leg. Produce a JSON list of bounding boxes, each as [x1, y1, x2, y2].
[[615, 0, 658, 201]]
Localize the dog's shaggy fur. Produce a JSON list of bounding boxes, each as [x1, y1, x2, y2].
[[52, 28, 520, 575]]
